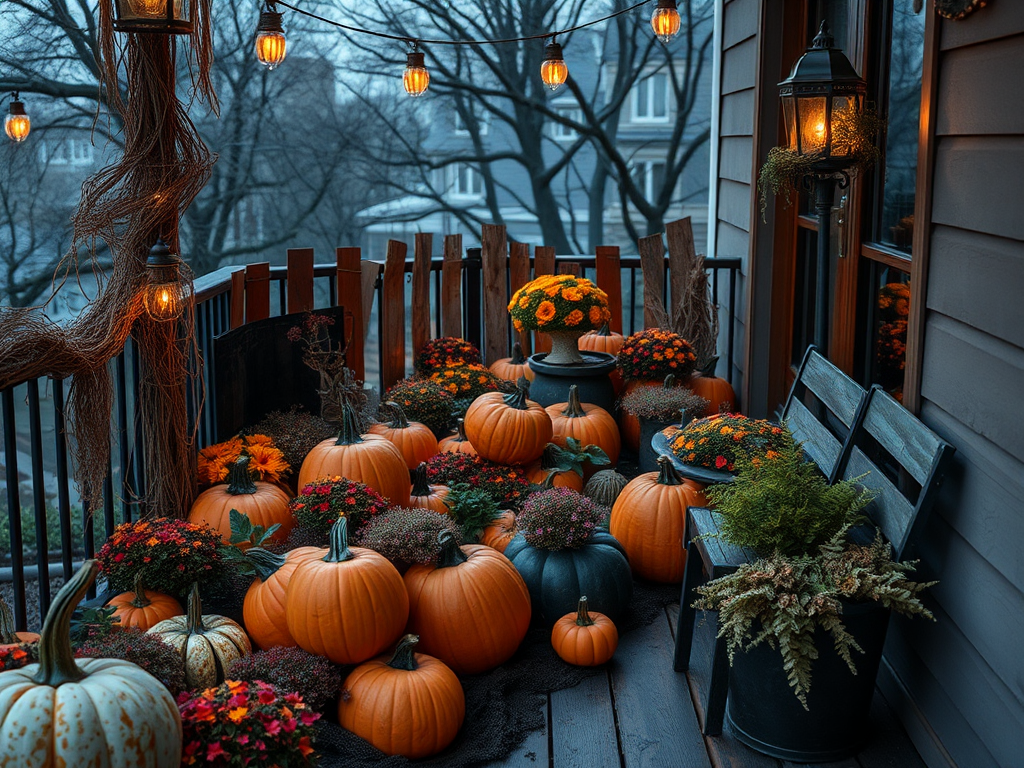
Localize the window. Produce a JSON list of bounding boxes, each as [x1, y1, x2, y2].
[[41, 138, 94, 166], [552, 106, 581, 140], [630, 160, 667, 200], [452, 163, 483, 197], [453, 107, 489, 136], [631, 72, 670, 122]]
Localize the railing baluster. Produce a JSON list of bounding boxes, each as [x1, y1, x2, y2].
[[27, 379, 50, 614], [103, 462, 115, 540], [116, 353, 133, 524], [464, 248, 483, 352], [51, 378, 74, 581], [82, 496, 97, 600], [629, 269, 637, 335], [3, 387, 27, 630], [130, 343, 146, 517]]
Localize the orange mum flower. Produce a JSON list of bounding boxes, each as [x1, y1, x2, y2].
[[247, 444, 290, 483], [564, 309, 584, 326], [536, 301, 557, 324], [588, 305, 603, 325]]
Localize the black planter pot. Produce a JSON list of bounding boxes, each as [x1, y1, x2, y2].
[[527, 352, 617, 413], [726, 600, 892, 762], [638, 416, 676, 474]]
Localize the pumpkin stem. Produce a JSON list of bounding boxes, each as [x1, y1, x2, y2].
[[656, 455, 684, 486], [386, 634, 421, 671], [541, 469, 559, 489], [698, 356, 719, 378], [226, 455, 258, 495], [662, 374, 677, 389], [596, 323, 612, 337], [385, 401, 412, 429], [454, 418, 469, 442], [323, 517, 356, 563], [561, 384, 587, 418], [411, 462, 432, 497], [575, 596, 596, 627], [436, 530, 469, 569], [502, 378, 531, 410], [335, 404, 364, 446], [510, 341, 528, 366], [245, 547, 287, 582], [0, 595, 18, 644], [129, 570, 152, 609], [185, 583, 208, 634], [32, 560, 97, 687]]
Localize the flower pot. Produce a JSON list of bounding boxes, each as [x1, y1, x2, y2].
[[638, 412, 698, 474], [527, 351, 617, 414], [726, 600, 891, 762]]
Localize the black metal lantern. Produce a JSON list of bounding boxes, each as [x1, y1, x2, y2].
[[112, 0, 192, 34], [778, 22, 866, 173], [144, 238, 187, 322]]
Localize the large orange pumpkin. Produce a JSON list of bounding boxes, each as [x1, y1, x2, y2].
[[480, 511, 517, 553], [369, 401, 439, 470], [409, 462, 450, 514], [338, 634, 465, 759], [437, 418, 478, 456], [299, 405, 411, 506], [403, 532, 531, 674], [286, 518, 409, 665], [546, 384, 620, 470], [609, 456, 707, 583], [490, 341, 534, 382], [0, 595, 38, 649], [107, 572, 184, 632], [551, 596, 618, 666], [689, 360, 737, 416], [189, 455, 292, 545], [242, 546, 323, 650], [464, 380, 552, 466]]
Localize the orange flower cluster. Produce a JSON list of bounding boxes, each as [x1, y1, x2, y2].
[[428, 363, 506, 399], [616, 328, 698, 381], [875, 281, 910, 399], [508, 275, 610, 333], [197, 434, 289, 487], [666, 413, 791, 473]]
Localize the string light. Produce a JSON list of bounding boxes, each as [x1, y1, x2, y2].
[[5, 92, 30, 142], [650, 0, 681, 44], [403, 46, 431, 97], [540, 39, 568, 92], [256, 2, 287, 70]]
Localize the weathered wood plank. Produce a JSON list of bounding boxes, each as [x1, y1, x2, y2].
[[533, 246, 556, 354], [442, 234, 463, 339], [861, 387, 946, 488], [798, 351, 862, 427], [595, 246, 622, 333], [286, 248, 315, 314], [558, 261, 581, 277], [550, 673, 619, 768], [667, 218, 697, 316], [488, 702, 549, 767], [381, 240, 407, 390], [785, 398, 843, 477], [336, 247, 364, 380], [481, 224, 509, 365], [412, 233, 433, 358], [937, 37, 1024, 137], [229, 268, 245, 329], [610, 607, 711, 768], [638, 234, 666, 330], [360, 260, 381, 343], [245, 262, 271, 323], [509, 241, 532, 354]]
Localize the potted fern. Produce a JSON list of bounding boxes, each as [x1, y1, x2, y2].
[[695, 443, 935, 762]]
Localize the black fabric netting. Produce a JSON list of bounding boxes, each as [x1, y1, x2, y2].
[[313, 578, 680, 768]]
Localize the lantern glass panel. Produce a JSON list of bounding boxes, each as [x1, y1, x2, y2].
[[783, 97, 798, 152], [830, 95, 861, 157], [797, 95, 827, 156], [115, 0, 188, 28]]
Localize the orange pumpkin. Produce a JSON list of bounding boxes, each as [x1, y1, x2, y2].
[[689, 360, 737, 416], [464, 380, 552, 466], [242, 546, 324, 650], [409, 462, 450, 515], [609, 456, 707, 583], [546, 384, 620, 471], [551, 596, 619, 666], [579, 324, 625, 356], [618, 379, 664, 452], [286, 518, 409, 664], [480, 511, 517, 553], [489, 341, 534, 382], [338, 634, 465, 759], [403, 533, 531, 674], [299, 405, 411, 506], [0, 596, 38, 649], [107, 572, 184, 631], [525, 463, 584, 492], [369, 401, 439, 470], [189, 455, 293, 546], [438, 418, 478, 456]]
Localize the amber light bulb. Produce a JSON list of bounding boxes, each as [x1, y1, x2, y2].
[[650, 0, 681, 44], [541, 39, 568, 92], [5, 93, 30, 143], [256, 7, 287, 70], [404, 50, 430, 97]]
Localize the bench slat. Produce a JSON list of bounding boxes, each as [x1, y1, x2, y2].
[[799, 350, 863, 427], [786, 396, 843, 478], [861, 389, 945, 488], [845, 447, 916, 558], [688, 507, 754, 573]]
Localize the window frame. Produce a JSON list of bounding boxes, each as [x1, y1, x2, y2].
[[450, 163, 484, 199], [629, 71, 671, 124]]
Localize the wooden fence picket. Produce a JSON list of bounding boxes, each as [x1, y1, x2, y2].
[[533, 245, 556, 353], [336, 246, 364, 380], [666, 218, 697, 315], [244, 262, 271, 324], [595, 245, 622, 333], [638, 234, 666, 330], [509, 241, 531, 355], [286, 248, 315, 314], [412, 233, 433, 358], [381, 240, 407, 390], [442, 235, 463, 339], [480, 224, 508, 365]]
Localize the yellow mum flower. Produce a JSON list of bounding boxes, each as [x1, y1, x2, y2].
[[588, 306, 603, 325], [565, 309, 585, 326], [544, 284, 562, 297], [561, 287, 583, 302], [519, 295, 531, 309], [536, 301, 557, 324], [513, 318, 524, 332]]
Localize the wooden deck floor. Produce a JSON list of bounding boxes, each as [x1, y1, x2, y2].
[[489, 603, 926, 768]]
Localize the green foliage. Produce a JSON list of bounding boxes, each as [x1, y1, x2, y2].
[[695, 526, 935, 707], [443, 483, 500, 542], [540, 437, 610, 477], [220, 510, 283, 574], [70, 605, 119, 642], [708, 441, 870, 557], [0, 498, 105, 563]]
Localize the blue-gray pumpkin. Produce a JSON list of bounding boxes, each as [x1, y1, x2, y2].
[[503, 530, 633, 626]]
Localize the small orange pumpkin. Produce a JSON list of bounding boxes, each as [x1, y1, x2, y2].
[[437, 418, 478, 456], [107, 572, 184, 631], [579, 324, 625, 356], [369, 401, 439, 470], [689, 358, 737, 416], [338, 634, 465, 759], [551, 596, 619, 666], [189, 455, 293, 546], [0, 596, 38, 649], [489, 341, 534, 382], [546, 385, 620, 471], [299, 405, 411, 506], [525, 464, 584, 492], [409, 462, 450, 515], [480, 511, 517, 553], [464, 379, 552, 466], [242, 546, 324, 651], [609, 455, 708, 583]]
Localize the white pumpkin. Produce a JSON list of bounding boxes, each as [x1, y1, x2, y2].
[[0, 561, 181, 767], [148, 584, 251, 689]]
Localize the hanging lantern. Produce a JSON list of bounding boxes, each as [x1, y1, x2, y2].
[[404, 48, 430, 97], [650, 0, 681, 44], [778, 22, 867, 173], [541, 38, 568, 92], [112, 0, 191, 34], [256, 3, 287, 70], [144, 238, 187, 322], [5, 93, 30, 143]]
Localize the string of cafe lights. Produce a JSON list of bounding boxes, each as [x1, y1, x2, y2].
[[255, 0, 684, 96]]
